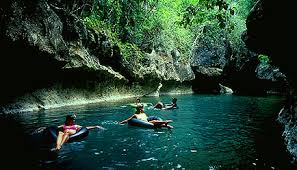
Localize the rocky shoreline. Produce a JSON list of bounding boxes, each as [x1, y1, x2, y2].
[[0, 82, 193, 114]]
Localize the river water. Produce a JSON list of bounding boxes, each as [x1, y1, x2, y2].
[[1, 94, 296, 170]]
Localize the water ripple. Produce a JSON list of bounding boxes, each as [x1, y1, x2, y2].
[[2, 95, 293, 170]]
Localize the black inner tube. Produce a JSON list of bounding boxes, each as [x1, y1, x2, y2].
[[47, 126, 89, 142]]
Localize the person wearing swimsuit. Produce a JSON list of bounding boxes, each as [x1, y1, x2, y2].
[[118, 105, 173, 129], [54, 114, 105, 151]]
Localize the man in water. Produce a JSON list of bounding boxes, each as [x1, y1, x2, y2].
[[118, 105, 173, 129], [154, 98, 178, 110]]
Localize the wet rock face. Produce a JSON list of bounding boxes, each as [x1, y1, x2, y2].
[[278, 98, 297, 161], [256, 63, 286, 81], [222, 56, 288, 95], [255, 62, 288, 94], [0, 0, 116, 105], [5, 0, 67, 56], [0, 0, 194, 111], [190, 24, 286, 95], [191, 27, 231, 69], [0, 0, 65, 103], [243, 0, 296, 88], [190, 26, 231, 94], [191, 66, 223, 94], [138, 50, 195, 82], [243, 0, 297, 161], [190, 25, 286, 95]]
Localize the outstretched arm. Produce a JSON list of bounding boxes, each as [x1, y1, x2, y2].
[[118, 115, 136, 124], [86, 125, 105, 130]]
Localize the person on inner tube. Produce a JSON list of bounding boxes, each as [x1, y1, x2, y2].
[[54, 114, 105, 150], [132, 97, 150, 107], [131, 98, 142, 108], [135, 98, 141, 106], [154, 97, 178, 109], [118, 105, 173, 129]]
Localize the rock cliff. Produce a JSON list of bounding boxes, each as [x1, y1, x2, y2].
[[0, 0, 287, 114], [0, 0, 194, 113], [243, 0, 297, 161]]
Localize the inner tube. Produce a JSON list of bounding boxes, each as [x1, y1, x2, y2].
[[128, 116, 163, 128], [128, 118, 154, 128], [47, 126, 89, 142], [129, 103, 153, 108], [164, 106, 179, 110]]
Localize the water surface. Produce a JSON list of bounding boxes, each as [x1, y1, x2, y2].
[[1, 94, 296, 170]]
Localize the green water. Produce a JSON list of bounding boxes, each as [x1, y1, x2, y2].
[[1, 94, 296, 170]]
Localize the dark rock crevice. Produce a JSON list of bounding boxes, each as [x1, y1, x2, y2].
[[190, 24, 286, 96], [243, 0, 297, 161], [0, 38, 66, 105]]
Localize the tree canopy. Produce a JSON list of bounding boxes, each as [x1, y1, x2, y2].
[[80, 0, 255, 60]]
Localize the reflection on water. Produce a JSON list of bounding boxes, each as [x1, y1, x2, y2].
[[0, 94, 296, 170]]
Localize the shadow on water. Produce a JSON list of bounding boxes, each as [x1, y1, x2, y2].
[[252, 117, 296, 170], [0, 114, 61, 170], [0, 114, 37, 169]]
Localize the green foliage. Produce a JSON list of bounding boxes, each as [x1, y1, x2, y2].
[[183, 0, 255, 55], [84, 14, 118, 43], [258, 54, 270, 63], [84, 13, 144, 61], [118, 42, 144, 60], [81, 0, 255, 62], [140, 0, 194, 57]]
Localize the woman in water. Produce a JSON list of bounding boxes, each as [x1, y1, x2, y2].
[[118, 105, 173, 128], [54, 114, 104, 150]]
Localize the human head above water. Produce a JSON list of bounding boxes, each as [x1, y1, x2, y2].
[[136, 104, 144, 113], [136, 98, 141, 103], [172, 98, 177, 103], [65, 114, 76, 125]]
